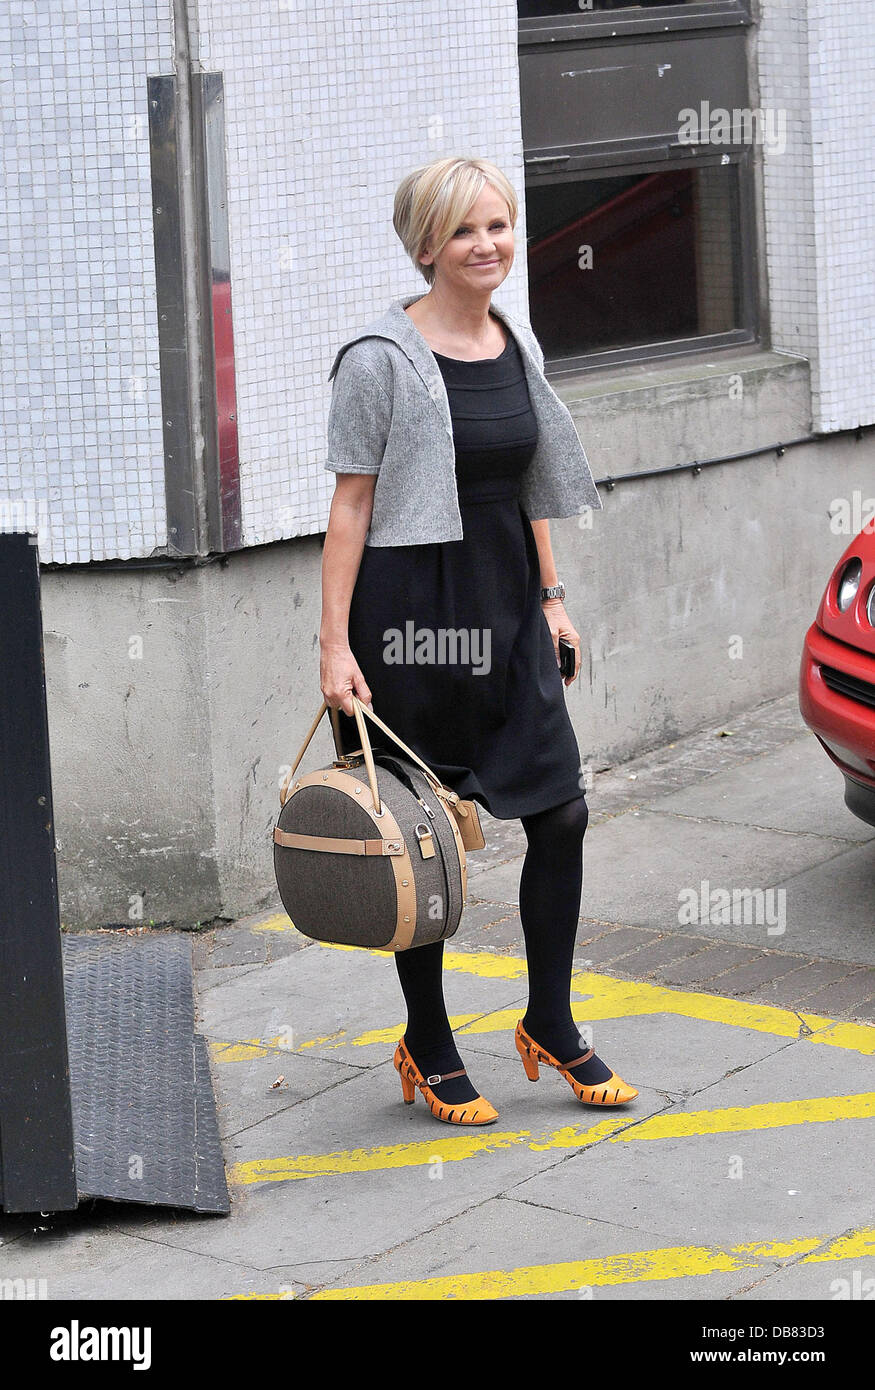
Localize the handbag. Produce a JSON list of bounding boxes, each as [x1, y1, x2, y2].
[[272, 694, 485, 951]]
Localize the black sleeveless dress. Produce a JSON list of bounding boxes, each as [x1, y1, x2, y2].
[[334, 330, 584, 820]]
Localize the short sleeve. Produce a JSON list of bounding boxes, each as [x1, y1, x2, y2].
[[324, 348, 392, 475]]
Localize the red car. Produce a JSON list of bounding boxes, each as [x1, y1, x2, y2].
[[800, 525, 875, 826]]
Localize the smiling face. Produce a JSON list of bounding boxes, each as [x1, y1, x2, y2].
[[419, 184, 515, 294]]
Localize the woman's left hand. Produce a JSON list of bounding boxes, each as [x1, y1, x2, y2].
[[541, 600, 581, 686]]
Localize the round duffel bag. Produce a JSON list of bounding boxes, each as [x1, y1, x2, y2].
[[272, 695, 485, 951]]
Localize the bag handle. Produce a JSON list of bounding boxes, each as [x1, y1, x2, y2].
[[351, 697, 455, 802], [280, 694, 456, 815], [281, 699, 381, 812]]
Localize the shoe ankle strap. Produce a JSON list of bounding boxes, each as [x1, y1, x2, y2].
[[425, 1067, 466, 1085], [563, 1048, 594, 1069]]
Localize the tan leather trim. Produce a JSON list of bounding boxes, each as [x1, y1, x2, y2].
[[362, 783, 417, 951], [454, 798, 486, 851], [273, 826, 403, 856], [281, 769, 417, 951], [430, 792, 467, 905]]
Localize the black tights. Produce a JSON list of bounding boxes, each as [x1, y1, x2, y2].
[[394, 794, 611, 1104]]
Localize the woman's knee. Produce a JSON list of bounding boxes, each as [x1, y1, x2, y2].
[[523, 793, 589, 849]]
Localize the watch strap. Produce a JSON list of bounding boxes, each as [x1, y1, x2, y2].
[[540, 581, 566, 602]]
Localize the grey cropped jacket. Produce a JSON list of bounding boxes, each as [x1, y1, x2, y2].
[[324, 292, 602, 547]]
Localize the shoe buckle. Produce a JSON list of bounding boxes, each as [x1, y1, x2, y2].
[[426, 1073, 442, 1085]]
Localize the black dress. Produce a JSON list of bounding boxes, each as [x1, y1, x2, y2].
[[335, 330, 584, 819]]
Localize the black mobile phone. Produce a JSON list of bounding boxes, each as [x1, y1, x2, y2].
[[558, 637, 576, 679]]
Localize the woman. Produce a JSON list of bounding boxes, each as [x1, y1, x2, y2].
[[320, 156, 637, 1126]]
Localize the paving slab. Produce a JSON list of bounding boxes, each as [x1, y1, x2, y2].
[[299, 1194, 786, 1302], [745, 959, 865, 1009], [209, 1045, 365, 1142], [730, 1248, 875, 1301], [508, 1039, 875, 1250], [59, 1054, 669, 1277], [469, 809, 854, 946], [649, 734, 875, 842], [770, 844, 875, 961], [0, 1215, 305, 1301], [459, 906, 529, 954], [198, 938, 533, 1070], [195, 961, 271, 995], [458, 1005, 796, 1101]]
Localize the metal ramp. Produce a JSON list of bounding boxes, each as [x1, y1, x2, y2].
[[63, 933, 229, 1214], [0, 532, 228, 1217]]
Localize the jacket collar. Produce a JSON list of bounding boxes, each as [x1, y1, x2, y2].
[[327, 293, 536, 401]]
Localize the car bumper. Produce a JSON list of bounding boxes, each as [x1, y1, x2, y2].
[[799, 622, 875, 790]]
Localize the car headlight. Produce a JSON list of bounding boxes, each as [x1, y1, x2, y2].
[[837, 558, 862, 612], [868, 584, 875, 627]]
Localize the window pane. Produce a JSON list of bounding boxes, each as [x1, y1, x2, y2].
[[519, 1, 702, 16], [526, 165, 741, 359]]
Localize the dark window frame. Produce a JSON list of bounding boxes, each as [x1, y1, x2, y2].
[[519, 1, 753, 46], [527, 145, 760, 377], [519, 0, 759, 375]]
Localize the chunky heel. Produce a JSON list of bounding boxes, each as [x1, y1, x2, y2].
[[514, 1020, 637, 1107], [515, 1030, 540, 1081], [392, 1037, 498, 1126]]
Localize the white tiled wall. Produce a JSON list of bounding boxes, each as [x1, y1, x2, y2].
[[757, 0, 875, 431], [190, 0, 529, 548], [3, 2, 872, 565], [0, 1, 172, 564]]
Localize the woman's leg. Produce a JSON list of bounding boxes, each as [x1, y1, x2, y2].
[[394, 941, 480, 1103], [519, 794, 612, 1084]]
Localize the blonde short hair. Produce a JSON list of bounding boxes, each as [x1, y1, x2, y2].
[[393, 156, 519, 286]]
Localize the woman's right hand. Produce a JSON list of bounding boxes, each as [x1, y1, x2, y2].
[[320, 640, 373, 717]]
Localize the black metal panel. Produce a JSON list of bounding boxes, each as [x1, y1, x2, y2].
[[520, 31, 749, 160], [63, 933, 229, 1215], [0, 534, 78, 1213]]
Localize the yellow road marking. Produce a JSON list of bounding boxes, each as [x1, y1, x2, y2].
[[211, 931, 875, 1059], [224, 995, 873, 1058], [227, 1091, 875, 1187], [224, 1226, 875, 1300], [616, 1092, 875, 1140]]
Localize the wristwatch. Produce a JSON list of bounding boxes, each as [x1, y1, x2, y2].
[[540, 581, 566, 602]]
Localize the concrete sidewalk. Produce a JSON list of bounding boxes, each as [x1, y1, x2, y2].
[[2, 692, 873, 1299]]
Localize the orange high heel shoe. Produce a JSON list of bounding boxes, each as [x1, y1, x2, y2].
[[393, 1036, 499, 1126], [515, 1020, 638, 1106]]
